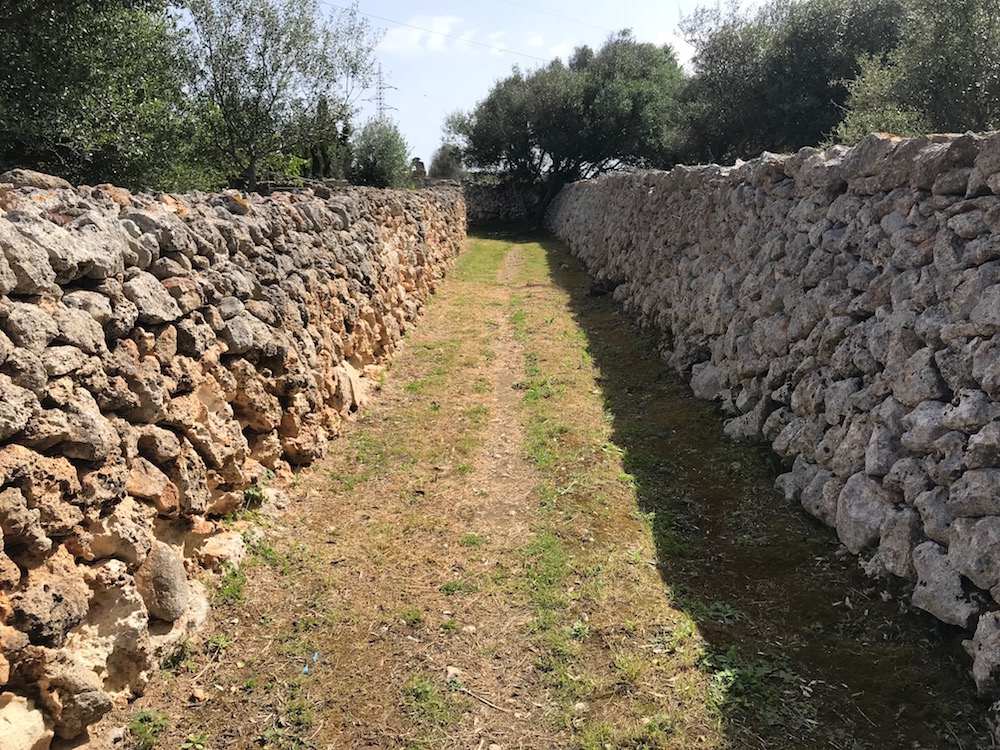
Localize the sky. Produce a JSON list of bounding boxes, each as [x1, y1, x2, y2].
[[334, 0, 717, 165]]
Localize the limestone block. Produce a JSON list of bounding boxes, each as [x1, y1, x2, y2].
[[966, 611, 1000, 698], [0, 692, 53, 750], [911, 541, 978, 628], [11, 548, 91, 647], [950, 516, 1000, 590], [122, 272, 182, 325], [836, 472, 895, 554]]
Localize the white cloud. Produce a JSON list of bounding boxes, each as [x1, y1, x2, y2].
[[526, 33, 544, 49], [487, 30, 507, 56], [378, 15, 474, 57], [548, 39, 574, 60]]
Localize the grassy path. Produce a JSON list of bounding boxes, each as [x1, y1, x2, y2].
[[114, 229, 991, 750]]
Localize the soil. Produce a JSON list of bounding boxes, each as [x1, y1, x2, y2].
[[89, 227, 995, 750]]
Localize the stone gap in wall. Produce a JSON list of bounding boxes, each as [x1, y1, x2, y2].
[[0, 169, 466, 745], [545, 131, 1000, 700]]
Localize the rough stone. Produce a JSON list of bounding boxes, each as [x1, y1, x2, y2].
[[911, 541, 978, 628], [134, 542, 189, 622]]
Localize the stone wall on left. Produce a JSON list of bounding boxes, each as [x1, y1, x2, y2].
[[0, 170, 466, 745]]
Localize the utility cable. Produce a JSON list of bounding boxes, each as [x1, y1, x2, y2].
[[496, 0, 614, 34]]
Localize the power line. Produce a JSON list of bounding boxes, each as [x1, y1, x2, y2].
[[497, 0, 614, 34], [323, 2, 549, 63]]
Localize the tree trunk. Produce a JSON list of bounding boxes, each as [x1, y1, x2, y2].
[[246, 154, 259, 193]]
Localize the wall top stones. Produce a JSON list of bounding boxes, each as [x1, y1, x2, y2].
[[545, 131, 1000, 700], [0, 170, 465, 745]]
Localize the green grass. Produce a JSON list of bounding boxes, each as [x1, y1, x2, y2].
[[213, 563, 246, 605], [405, 675, 462, 727]]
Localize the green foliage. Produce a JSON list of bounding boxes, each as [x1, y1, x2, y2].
[[447, 30, 684, 217], [350, 120, 411, 188], [675, 0, 907, 162], [0, 0, 209, 189], [428, 143, 465, 180], [128, 710, 170, 750], [835, 53, 928, 142], [213, 564, 246, 605], [186, 0, 380, 190], [837, 0, 1000, 140]]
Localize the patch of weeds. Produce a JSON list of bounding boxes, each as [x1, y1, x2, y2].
[[258, 726, 311, 750], [456, 462, 473, 474], [400, 606, 423, 627], [613, 651, 648, 686], [702, 646, 815, 730], [283, 697, 316, 728], [440, 580, 478, 596], [213, 563, 246, 605], [440, 620, 459, 632], [465, 404, 489, 424], [243, 484, 266, 509], [405, 675, 460, 727], [181, 733, 210, 750], [459, 533, 487, 547], [570, 620, 589, 639], [705, 600, 748, 625], [128, 709, 170, 750], [206, 632, 234, 656], [525, 419, 571, 467], [161, 639, 192, 673]]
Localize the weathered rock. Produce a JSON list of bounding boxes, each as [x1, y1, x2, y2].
[[0, 375, 40, 440], [195, 531, 247, 572], [836, 472, 895, 554], [0, 691, 53, 750], [11, 548, 91, 647], [134, 542, 189, 622], [966, 611, 1000, 698], [65, 559, 152, 698], [122, 272, 182, 325], [911, 541, 978, 628], [950, 516, 1000, 590]]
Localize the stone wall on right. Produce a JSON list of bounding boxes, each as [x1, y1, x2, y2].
[[545, 132, 1000, 696]]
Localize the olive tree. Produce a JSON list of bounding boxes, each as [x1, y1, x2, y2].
[[448, 31, 685, 219], [187, 0, 380, 190], [350, 120, 410, 188]]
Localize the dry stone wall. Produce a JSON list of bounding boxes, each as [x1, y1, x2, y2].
[[0, 170, 465, 745], [546, 132, 1000, 698], [463, 182, 542, 224]]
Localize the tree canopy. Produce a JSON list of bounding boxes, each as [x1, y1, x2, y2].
[[447, 31, 685, 214], [350, 120, 411, 189], [187, 0, 379, 190]]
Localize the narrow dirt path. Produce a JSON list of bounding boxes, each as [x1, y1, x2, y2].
[[104, 229, 992, 750]]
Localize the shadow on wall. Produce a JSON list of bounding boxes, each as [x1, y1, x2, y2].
[[483, 223, 994, 749]]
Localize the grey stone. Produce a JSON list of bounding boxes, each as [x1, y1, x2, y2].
[[943, 389, 999, 432], [4, 302, 59, 351], [836, 472, 895, 553], [966, 421, 1000, 469], [949, 469, 1000, 517], [62, 290, 113, 325], [134, 541, 189, 621], [0, 221, 56, 294], [950, 516, 1000, 590], [966, 611, 1000, 698], [911, 541, 978, 628], [878, 506, 920, 579], [914, 487, 954, 544], [900, 400, 949, 453], [122, 272, 182, 325]]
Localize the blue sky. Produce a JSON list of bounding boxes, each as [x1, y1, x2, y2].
[[337, 0, 720, 164]]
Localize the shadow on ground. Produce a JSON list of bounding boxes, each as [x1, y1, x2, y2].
[[471, 222, 994, 750]]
